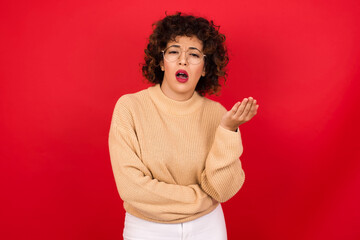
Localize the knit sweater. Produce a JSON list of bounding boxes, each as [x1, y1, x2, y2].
[[108, 84, 245, 223]]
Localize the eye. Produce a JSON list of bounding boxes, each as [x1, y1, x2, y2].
[[189, 53, 200, 58], [168, 50, 179, 54]]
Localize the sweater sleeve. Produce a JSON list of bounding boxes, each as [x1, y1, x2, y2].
[[200, 112, 245, 203], [108, 99, 214, 222]]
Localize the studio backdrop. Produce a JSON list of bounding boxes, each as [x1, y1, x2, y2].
[[1, 0, 359, 239]]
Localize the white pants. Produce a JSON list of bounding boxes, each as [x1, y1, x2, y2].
[[123, 204, 227, 240]]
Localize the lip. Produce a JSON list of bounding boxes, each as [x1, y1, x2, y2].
[[175, 70, 189, 83]]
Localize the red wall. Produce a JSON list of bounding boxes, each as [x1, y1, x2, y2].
[[1, 0, 359, 239]]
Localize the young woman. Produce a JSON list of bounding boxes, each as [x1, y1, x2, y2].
[[108, 12, 259, 240]]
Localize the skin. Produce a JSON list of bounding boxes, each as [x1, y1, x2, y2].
[[220, 97, 259, 131], [160, 35, 259, 131], [160, 36, 205, 101]]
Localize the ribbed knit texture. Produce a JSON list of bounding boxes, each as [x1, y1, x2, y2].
[[108, 84, 245, 223]]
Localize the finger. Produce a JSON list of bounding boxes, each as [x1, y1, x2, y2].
[[249, 99, 257, 112], [230, 102, 241, 114], [234, 98, 248, 118], [247, 101, 258, 117], [237, 97, 254, 119], [247, 103, 259, 120]]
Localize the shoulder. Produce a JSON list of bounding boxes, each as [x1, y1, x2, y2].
[[197, 97, 228, 129], [117, 88, 148, 105], [114, 87, 150, 111], [202, 97, 228, 115], [111, 87, 151, 123]]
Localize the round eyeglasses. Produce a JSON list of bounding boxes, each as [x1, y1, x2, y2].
[[162, 45, 206, 65]]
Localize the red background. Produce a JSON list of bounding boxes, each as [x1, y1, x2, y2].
[[1, 0, 360, 239]]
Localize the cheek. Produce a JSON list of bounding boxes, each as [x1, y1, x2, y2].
[[164, 62, 175, 73], [193, 64, 205, 76]]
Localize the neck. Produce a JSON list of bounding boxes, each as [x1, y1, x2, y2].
[[160, 81, 194, 101], [148, 84, 204, 116]]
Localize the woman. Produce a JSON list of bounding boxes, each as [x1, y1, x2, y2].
[[108, 12, 259, 240]]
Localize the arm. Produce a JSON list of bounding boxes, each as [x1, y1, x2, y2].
[[200, 97, 259, 202], [108, 99, 214, 222]]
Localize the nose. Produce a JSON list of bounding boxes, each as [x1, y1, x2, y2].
[[178, 50, 188, 65]]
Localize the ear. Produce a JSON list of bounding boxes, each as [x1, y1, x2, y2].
[[201, 68, 205, 77], [160, 61, 165, 71]]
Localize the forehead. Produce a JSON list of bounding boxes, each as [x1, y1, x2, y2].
[[167, 36, 203, 50]]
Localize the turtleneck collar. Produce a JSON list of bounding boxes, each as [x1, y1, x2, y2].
[[148, 84, 204, 116]]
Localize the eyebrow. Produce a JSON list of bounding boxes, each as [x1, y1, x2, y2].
[[169, 44, 201, 51]]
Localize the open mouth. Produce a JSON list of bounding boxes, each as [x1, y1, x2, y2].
[[175, 70, 189, 82]]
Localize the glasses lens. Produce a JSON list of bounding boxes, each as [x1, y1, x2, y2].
[[163, 47, 204, 64], [187, 49, 203, 65], [164, 46, 181, 62]]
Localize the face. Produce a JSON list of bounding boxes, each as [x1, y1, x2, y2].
[[160, 36, 205, 101]]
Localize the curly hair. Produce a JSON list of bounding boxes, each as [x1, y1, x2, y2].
[[142, 12, 229, 96]]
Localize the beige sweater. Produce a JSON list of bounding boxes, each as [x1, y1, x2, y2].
[[108, 84, 245, 223]]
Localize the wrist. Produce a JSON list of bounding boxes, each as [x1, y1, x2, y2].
[[220, 123, 238, 132]]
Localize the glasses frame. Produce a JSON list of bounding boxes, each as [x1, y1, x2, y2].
[[161, 45, 206, 65]]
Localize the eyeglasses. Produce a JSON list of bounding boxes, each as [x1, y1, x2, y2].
[[162, 45, 206, 65]]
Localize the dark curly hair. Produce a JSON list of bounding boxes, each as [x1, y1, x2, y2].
[[142, 12, 229, 96]]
